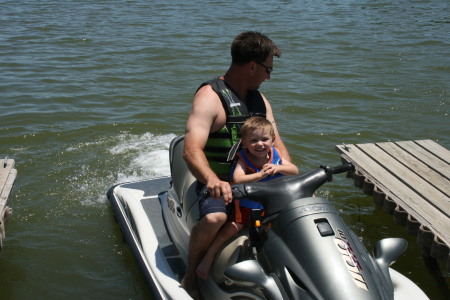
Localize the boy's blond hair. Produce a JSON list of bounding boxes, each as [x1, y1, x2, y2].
[[241, 116, 275, 139]]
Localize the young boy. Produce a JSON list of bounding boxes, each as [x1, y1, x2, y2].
[[196, 116, 299, 280]]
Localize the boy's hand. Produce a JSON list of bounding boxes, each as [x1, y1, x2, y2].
[[263, 163, 279, 176], [258, 168, 269, 179]]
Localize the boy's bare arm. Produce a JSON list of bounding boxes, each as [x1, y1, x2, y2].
[[232, 160, 268, 183]]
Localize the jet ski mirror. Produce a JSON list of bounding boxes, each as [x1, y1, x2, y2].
[[224, 260, 285, 299], [374, 238, 408, 283]]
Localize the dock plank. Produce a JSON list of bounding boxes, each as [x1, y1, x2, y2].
[[1, 159, 17, 249], [0, 159, 16, 208], [336, 140, 450, 250], [415, 139, 450, 164], [396, 141, 450, 179], [376, 142, 450, 197], [357, 143, 449, 214]]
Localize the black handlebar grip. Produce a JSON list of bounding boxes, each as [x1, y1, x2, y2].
[[331, 163, 354, 174]]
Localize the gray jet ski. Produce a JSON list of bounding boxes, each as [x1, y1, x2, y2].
[[107, 135, 429, 299]]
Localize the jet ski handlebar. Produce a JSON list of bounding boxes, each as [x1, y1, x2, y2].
[[230, 163, 354, 216]]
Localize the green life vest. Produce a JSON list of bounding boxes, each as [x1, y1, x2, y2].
[[199, 77, 266, 178]]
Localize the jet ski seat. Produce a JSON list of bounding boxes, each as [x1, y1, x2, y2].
[[169, 136, 199, 228], [170, 136, 249, 279]]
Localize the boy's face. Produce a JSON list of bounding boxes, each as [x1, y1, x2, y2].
[[242, 128, 274, 158]]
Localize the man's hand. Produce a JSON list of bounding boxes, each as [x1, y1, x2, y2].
[[207, 179, 232, 205]]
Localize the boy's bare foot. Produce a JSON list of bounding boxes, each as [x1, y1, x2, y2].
[[196, 256, 214, 280]]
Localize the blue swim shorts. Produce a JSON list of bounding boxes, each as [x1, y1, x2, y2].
[[196, 181, 228, 219]]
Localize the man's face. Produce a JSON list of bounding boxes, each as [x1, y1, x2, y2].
[[253, 56, 273, 89]]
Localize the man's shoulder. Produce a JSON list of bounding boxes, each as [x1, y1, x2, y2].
[[194, 84, 221, 104], [192, 82, 226, 129]]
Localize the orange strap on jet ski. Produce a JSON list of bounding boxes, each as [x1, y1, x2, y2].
[[234, 199, 242, 223]]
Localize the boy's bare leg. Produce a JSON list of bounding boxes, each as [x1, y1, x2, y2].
[[197, 222, 243, 280]]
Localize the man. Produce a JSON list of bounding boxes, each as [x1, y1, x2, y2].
[[182, 31, 291, 299]]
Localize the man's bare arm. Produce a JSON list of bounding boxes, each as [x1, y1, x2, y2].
[[183, 86, 232, 202]]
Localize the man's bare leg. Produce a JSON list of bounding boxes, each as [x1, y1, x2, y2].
[[181, 212, 227, 299]]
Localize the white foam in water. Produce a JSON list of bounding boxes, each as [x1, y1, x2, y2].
[[111, 132, 176, 183], [76, 132, 177, 206]]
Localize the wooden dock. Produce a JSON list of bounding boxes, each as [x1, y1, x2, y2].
[[335, 140, 449, 271], [0, 159, 16, 250]]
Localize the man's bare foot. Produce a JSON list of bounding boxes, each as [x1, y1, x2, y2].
[[196, 256, 214, 280], [181, 275, 200, 300]]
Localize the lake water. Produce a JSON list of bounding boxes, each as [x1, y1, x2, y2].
[[0, 0, 448, 299]]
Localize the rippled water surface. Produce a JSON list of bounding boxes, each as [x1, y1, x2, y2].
[[1, 0, 449, 299]]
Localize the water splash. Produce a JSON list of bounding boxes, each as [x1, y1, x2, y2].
[[64, 132, 176, 207], [110, 132, 176, 183]]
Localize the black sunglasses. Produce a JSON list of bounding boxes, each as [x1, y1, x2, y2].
[[255, 61, 273, 74]]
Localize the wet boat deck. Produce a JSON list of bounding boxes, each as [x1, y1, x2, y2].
[[118, 177, 186, 281]]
